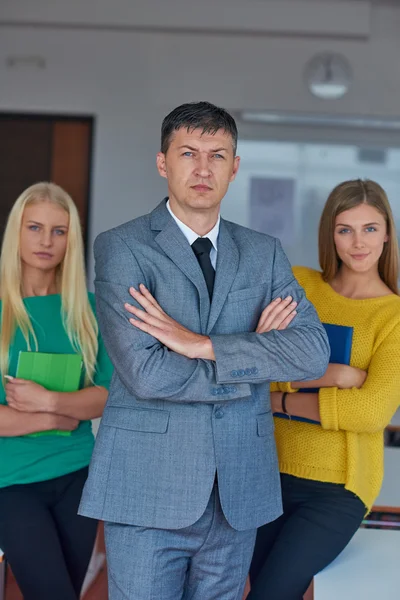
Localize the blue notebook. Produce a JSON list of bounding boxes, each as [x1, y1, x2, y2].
[[275, 322, 353, 425]]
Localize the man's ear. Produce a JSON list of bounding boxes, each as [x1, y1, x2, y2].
[[156, 152, 167, 179], [229, 155, 240, 183]]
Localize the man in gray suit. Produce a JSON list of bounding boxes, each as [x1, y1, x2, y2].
[[80, 101, 329, 599]]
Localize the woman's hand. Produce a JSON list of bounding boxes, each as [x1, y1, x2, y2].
[[291, 364, 367, 390], [333, 364, 367, 389], [270, 391, 283, 413], [320, 364, 368, 389], [5, 378, 55, 413], [51, 414, 80, 431], [256, 296, 297, 333]]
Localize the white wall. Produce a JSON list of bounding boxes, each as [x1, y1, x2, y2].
[[1, 0, 372, 37], [1, 2, 400, 280]]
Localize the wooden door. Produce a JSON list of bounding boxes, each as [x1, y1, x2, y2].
[[0, 114, 93, 253]]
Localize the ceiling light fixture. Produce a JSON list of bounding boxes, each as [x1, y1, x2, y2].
[[240, 111, 400, 130]]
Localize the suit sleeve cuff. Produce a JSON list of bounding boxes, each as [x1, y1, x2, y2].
[[210, 334, 265, 384], [319, 387, 339, 431]]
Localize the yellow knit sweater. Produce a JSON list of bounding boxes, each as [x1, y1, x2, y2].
[[273, 266, 400, 511]]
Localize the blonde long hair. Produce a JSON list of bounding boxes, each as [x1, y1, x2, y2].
[[0, 182, 98, 383], [319, 179, 399, 295]]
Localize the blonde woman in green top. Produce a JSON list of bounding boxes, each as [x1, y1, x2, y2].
[[0, 182, 113, 600]]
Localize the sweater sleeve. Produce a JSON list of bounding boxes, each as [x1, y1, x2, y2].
[[270, 382, 298, 393], [319, 322, 400, 433]]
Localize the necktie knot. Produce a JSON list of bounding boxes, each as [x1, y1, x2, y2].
[[192, 237, 213, 257]]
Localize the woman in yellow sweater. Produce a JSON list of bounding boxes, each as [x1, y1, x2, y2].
[[248, 179, 400, 600]]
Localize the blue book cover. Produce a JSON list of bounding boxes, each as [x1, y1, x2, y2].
[[275, 322, 353, 425]]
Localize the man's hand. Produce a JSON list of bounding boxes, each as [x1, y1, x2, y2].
[[125, 284, 215, 360], [6, 378, 55, 413], [256, 296, 297, 333]]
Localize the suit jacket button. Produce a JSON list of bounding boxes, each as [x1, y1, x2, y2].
[[238, 369, 245, 377], [245, 368, 252, 375], [231, 370, 238, 377], [211, 389, 219, 396], [251, 367, 259, 375], [231, 386, 237, 393], [215, 409, 224, 419]]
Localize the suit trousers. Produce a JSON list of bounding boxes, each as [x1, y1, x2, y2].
[[104, 481, 257, 600]]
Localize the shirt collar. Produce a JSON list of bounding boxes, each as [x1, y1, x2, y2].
[[166, 200, 220, 252]]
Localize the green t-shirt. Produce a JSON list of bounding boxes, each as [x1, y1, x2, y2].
[[0, 293, 113, 488]]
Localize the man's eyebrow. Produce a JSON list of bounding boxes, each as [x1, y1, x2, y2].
[[178, 145, 198, 151], [177, 145, 228, 153]]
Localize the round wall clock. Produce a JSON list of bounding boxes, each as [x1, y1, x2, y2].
[[305, 52, 352, 100]]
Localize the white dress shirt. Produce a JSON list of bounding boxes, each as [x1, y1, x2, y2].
[[166, 200, 219, 269]]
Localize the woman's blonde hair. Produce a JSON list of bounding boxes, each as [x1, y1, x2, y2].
[[318, 179, 399, 295], [0, 182, 98, 383]]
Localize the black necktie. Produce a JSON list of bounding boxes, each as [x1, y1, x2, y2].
[[192, 237, 215, 299]]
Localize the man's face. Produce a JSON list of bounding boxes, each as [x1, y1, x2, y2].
[[156, 127, 240, 216]]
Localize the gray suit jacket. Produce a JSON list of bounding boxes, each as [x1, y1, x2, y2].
[[80, 199, 329, 531]]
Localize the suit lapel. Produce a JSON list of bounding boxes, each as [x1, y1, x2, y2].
[[206, 220, 239, 334], [152, 201, 210, 332]]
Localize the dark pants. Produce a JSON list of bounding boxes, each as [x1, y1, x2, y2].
[[0, 467, 97, 600], [248, 473, 366, 600]]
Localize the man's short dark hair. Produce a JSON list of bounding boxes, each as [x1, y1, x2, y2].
[[161, 101, 238, 155]]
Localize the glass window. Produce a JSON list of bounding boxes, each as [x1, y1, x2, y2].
[[223, 140, 400, 268]]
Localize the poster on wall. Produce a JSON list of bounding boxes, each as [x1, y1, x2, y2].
[[249, 177, 295, 245]]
